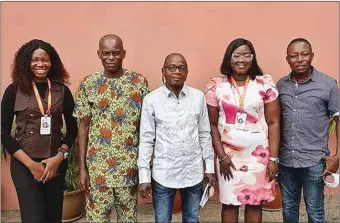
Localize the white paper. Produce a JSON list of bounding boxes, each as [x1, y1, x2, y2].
[[324, 172, 339, 188], [199, 183, 214, 208]]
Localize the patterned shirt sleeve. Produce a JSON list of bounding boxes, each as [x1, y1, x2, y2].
[[262, 74, 279, 104], [328, 79, 339, 117], [73, 77, 92, 119], [205, 77, 219, 107], [140, 76, 151, 99]]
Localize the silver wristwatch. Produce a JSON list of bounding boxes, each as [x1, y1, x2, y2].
[[269, 156, 279, 164], [58, 148, 69, 159]]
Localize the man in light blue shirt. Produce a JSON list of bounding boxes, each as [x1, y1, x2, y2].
[[138, 53, 216, 223]]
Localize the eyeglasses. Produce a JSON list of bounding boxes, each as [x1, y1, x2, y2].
[[164, 65, 188, 72], [231, 53, 254, 62]]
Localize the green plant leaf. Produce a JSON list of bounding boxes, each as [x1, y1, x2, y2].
[[63, 117, 80, 192]]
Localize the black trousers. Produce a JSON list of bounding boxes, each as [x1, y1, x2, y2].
[[10, 156, 68, 223]]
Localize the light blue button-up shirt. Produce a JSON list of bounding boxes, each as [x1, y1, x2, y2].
[[138, 84, 214, 188]]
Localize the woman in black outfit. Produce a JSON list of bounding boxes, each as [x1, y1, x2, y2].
[[1, 39, 78, 223]]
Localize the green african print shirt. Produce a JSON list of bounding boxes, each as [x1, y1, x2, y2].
[[73, 69, 150, 187]]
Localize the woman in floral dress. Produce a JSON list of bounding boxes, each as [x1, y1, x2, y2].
[[205, 38, 280, 223]]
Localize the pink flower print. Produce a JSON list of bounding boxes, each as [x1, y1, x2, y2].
[[256, 76, 264, 84], [237, 189, 257, 206], [254, 188, 274, 203], [232, 156, 265, 185], [258, 88, 277, 103], [252, 145, 269, 165]]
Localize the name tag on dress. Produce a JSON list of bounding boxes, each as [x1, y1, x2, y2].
[[235, 112, 247, 130], [40, 116, 51, 135]]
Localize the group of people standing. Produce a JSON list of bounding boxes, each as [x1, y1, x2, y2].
[[1, 34, 338, 223]]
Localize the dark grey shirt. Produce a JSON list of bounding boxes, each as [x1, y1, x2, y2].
[[277, 67, 339, 168]]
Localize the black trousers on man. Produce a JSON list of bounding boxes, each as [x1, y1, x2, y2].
[[10, 156, 68, 223]]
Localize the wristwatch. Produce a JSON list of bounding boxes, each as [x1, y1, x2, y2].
[[269, 157, 279, 164], [58, 148, 69, 159]]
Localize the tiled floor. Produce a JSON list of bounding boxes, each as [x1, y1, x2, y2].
[[2, 195, 339, 222]]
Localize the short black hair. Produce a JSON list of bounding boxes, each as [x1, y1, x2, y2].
[[220, 38, 263, 80], [287, 38, 312, 53]]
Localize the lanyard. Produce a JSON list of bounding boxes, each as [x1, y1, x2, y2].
[[32, 79, 52, 116], [230, 76, 250, 109]]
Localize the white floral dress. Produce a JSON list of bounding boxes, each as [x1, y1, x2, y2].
[[205, 74, 278, 206]]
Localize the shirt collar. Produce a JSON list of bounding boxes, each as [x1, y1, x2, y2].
[[100, 68, 128, 78], [285, 66, 316, 83], [163, 84, 188, 97]]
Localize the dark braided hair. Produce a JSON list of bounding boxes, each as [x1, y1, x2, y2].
[[11, 39, 69, 94]]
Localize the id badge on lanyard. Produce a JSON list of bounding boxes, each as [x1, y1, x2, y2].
[[32, 79, 52, 136], [40, 115, 52, 135], [231, 76, 249, 131], [235, 112, 247, 130]]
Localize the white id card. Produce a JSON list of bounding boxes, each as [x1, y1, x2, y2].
[[40, 116, 51, 135], [235, 112, 247, 130]]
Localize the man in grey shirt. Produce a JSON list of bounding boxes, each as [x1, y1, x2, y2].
[[277, 38, 339, 223]]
